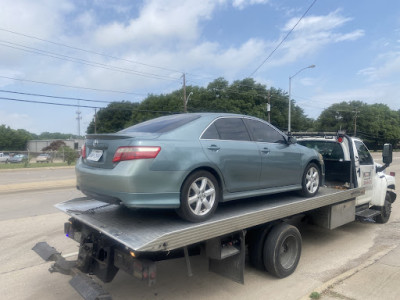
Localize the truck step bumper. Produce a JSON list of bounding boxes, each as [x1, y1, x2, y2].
[[32, 242, 112, 300]]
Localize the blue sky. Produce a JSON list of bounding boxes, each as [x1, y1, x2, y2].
[[1, 0, 400, 135]]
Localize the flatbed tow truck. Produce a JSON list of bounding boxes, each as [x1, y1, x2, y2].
[[33, 133, 396, 300]]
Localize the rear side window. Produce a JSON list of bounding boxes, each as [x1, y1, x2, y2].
[[298, 141, 344, 160], [244, 118, 285, 143], [120, 114, 200, 133], [213, 118, 251, 141]]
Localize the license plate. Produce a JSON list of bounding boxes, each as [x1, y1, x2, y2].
[[87, 149, 103, 161]]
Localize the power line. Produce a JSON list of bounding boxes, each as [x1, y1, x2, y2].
[[0, 96, 180, 114], [0, 27, 182, 74], [0, 41, 181, 81], [0, 89, 114, 104], [0, 75, 144, 96], [248, 0, 318, 77]]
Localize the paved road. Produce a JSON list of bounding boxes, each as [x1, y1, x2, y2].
[[0, 153, 399, 300]]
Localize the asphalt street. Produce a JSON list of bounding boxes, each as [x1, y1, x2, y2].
[[0, 153, 399, 299]]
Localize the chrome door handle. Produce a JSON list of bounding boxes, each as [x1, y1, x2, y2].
[[208, 145, 220, 151], [262, 148, 270, 154]]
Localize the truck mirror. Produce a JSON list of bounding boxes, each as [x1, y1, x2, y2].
[[382, 143, 392, 165]]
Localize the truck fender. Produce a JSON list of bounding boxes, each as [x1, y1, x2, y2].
[[370, 175, 388, 207]]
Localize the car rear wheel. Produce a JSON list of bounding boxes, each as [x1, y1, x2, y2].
[[177, 170, 219, 222], [299, 163, 320, 197]]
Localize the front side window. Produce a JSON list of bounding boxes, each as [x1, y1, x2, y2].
[[213, 118, 251, 141], [244, 118, 285, 143], [355, 140, 373, 165]]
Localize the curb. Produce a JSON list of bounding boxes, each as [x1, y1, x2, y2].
[[300, 245, 398, 300], [0, 179, 76, 194]]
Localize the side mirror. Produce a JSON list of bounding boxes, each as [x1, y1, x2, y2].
[[382, 143, 393, 165], [287, 136, 297, 144]]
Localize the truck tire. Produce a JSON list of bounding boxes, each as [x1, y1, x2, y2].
[[176, 170, 219, 222], [263, 223, 302, 278], [247, 225, 273, 270], [299, 163, 320, 197], [374, 193, 392, 224]]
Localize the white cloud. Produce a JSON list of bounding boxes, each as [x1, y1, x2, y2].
[[272, 10, 365, 65], [358, 51, 400, 81], [232, 0, 269, 10]]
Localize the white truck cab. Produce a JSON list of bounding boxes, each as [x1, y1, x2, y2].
[[296, 133, 396, 223]]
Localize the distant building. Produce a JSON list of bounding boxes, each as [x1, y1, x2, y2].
[[27, 139, 85, 152]]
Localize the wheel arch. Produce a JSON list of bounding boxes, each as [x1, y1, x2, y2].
[[181, 165, 224, 195]]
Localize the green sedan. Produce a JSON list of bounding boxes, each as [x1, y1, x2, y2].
[[76, 113, 324, 222]]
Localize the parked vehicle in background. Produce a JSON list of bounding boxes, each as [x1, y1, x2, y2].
[[9, 154, 28, 163], [76, 113, 324, 222], [36, 153, 53, 163], [0, 152, 10, 163]]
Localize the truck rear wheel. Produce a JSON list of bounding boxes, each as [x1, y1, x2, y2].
[[263, 223, 302, 278], [374, 193, 392, 224]]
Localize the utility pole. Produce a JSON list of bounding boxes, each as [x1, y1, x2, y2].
[[76, 102, 82, 137], [353, 109, 359, 137], [268, 90, 271, 123], [94, 108, 97, 134], [182, 73, 187, 113]]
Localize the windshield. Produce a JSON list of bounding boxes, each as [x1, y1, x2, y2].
[[119, 114, 200, 134]]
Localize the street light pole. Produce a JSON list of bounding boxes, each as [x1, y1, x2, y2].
[[288, 64, 315, 133]]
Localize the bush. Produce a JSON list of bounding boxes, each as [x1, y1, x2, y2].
[[61, 146, 77, 165]]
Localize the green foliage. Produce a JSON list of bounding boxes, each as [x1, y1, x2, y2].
[[85, 78, 313, 133], [315, 101, 400, 150], [37, 132, 80, 140], [87, 101, 140, 134], [0, 125, 34, 151], [42, 140, 66, 151], [61, 146, 77, 165]]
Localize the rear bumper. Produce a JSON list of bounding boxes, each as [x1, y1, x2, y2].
[[76, 158, 184, 208]]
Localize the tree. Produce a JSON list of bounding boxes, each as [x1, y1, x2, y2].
[[87, 101, 140, 134], [0, 125, 34, 151], [42, 140, 66, 151], [316, 101, 400, 150]]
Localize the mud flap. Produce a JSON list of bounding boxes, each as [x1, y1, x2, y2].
[[207, 231, 246, 284]]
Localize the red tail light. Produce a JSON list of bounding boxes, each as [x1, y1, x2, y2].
[[390, 172, 395, 177], [337, 137, 343, 143], [113, 146, 161, 163], [81, 144, 86, 158]]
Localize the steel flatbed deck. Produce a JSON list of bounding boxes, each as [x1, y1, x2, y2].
[[56, 186, 364, 252]]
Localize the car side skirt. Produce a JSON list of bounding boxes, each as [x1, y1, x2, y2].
[[222, 184, 302, 202]]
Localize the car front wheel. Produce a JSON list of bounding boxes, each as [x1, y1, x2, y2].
[[176, 170, 219, 222]]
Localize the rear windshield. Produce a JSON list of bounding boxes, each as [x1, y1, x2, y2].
[[119, 114, 200, 134], [298, 140, 345, 160]]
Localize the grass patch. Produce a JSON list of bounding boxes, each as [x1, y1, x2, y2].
[[309, 292, 321, 299], [0, 162, 72, 169]]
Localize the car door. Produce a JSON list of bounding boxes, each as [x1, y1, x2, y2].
[[354, 140, 375, 205], [243, 118, 302, 188], [200, 117, 261, 193]]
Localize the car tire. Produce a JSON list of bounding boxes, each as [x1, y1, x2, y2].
[[373, 193, 392, 224], [299, 163, 320, 197], [263, 223, 302, 278], [176, 170, 219, 222]]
